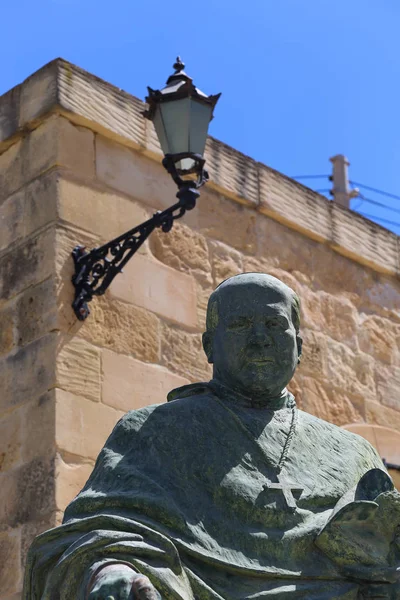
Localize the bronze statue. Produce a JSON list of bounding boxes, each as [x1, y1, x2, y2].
[[24, 274, 400, 599]]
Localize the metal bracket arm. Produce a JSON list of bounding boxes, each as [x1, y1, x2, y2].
[[71, 181, 201, 321]]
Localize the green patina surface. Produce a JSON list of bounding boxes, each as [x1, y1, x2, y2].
[[24, 274, 400, 599]]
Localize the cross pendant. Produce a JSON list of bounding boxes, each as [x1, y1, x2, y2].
[[262, 476, 304, 512]]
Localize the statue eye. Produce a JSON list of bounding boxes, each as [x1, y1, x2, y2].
[[228, 318, 251, 330]]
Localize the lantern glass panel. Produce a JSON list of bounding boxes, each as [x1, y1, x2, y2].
[[159, 98, 190, 155], [189, 99, 213, 155]]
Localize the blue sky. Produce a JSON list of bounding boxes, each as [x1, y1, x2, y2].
[[2, 0, 400, 234]]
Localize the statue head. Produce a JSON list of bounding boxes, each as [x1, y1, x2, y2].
[[202, 273, 302, 400]]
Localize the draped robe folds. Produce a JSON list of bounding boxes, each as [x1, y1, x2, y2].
[[24, 383, 387, 599]]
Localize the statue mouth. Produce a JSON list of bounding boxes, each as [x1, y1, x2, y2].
[[248, 357, 275, 364]]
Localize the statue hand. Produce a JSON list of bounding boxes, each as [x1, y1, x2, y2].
[[88, 564, 161, 600]]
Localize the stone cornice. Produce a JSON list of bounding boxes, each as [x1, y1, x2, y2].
[[1, 58, 399, 279]]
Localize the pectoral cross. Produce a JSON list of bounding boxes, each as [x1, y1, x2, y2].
[[261, 476, 304, 513]]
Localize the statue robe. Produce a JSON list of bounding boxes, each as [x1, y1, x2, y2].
[[23, 383, 385, 599]]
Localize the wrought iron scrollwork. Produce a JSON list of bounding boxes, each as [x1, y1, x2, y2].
[[71, 156, 208, 320]]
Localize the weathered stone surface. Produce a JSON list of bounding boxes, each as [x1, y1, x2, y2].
[[0, 410, 21, 473], [196, 277, 214, 332], [326, 338, 376, 398], [184, 187, 257, 254], [111, 253, 198, 329], [58, 177, 150, 244], [0, 530, 21, 595], [366, 399, 400, 431], [150, 222, 211, 276], [258, 164, 331, 243], [255, 213, 319, 275], [301, 290, 358, 350], [0, 303, 15, 357], [0, 333, 56, 412], [0, 85, 20, 148], [19, 61, 58, 126], [16, 277, 57, 347], [23, 169, 59, 237], [21, 392, 55, 463], [55, 455, 94, 511], [0, 227, 55, 301], [96, 136, 176, 210], [209, 240, 243, 285], [102, 349, 190, 412], [77, 295, 161, 363], [299, 376, 365, 426], [298, 329, 328, 378], [358, 315, 399, 364], [376, 364, 400, 411], [23, 115, 95, 183], [0, 140, 22, 203], [161, 324, 212, 382], [0, 188, 25, 252], [55, 389, 123, 460], [204, 137, 259, 207], [0, 456, 55, 528], [56, 336, 101, 403]]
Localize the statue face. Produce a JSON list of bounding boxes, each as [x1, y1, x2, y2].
[[206, 277, 301, 399]]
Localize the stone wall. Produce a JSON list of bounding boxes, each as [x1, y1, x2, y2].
[[1, 59, 400, 597]]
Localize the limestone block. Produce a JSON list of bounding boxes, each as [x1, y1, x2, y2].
[[0, 227, 55, 301], [19, 60, 58, 126], [184, 187, 257, 254], [243, 261, 302, 294], [301, 290, 358, 350], [298, 330, 328, 378], [0, 333, 56, 412], [57, 60, 146, 148], [0, 456, 55, 528], [358, 315, 399, 364], [0, 85, 20, 148], [161, 324, 212, 382], [111, 253, 197, 329], [326, 338, 376, 398], [150, 222, 211, 277], [366, 399, 400, 431], [0, 530, 21, 595], [0, 189, 25, 252], [204, 137, 259, 207], [102, 349, 190, 412], [21, 391, 56, 463], [255, 213, 320, 277], [76, 296, 161, 363], [376, 364, 400, 411], [258, 164, 331, 243], [16, 277, 57, 347], [23, 170, 59, 237], [299, 376, 364, 426], [331, 202, 398, 276], [0, 409, 21, 472], [55, 455, 94, 511], [56, 336, 101, 403], [23, 115, 95, 183], [0, 140, 22, 203], [196, 277, 214, 332], [96, 136, 176, 210], [58, 177, 150, 244], [55, 388, 124, 460], [209, 240, 243, 286], [0, 302, 15, 357]]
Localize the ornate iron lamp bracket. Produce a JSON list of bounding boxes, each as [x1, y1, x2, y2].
[[71, 156, 208, 321]]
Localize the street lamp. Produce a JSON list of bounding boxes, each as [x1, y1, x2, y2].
[[71, 58, 220, 321]]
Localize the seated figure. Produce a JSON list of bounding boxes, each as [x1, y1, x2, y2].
[[24, 273, 400, 599]]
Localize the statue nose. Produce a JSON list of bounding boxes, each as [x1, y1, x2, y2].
[[251, 325, 272, 345]]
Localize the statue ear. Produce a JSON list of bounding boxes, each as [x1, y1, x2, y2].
[[296, 335, 303, 363], [202, 331, 214, 364]]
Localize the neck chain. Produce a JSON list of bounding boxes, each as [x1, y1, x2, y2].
[[209, 381, 298, 473]]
